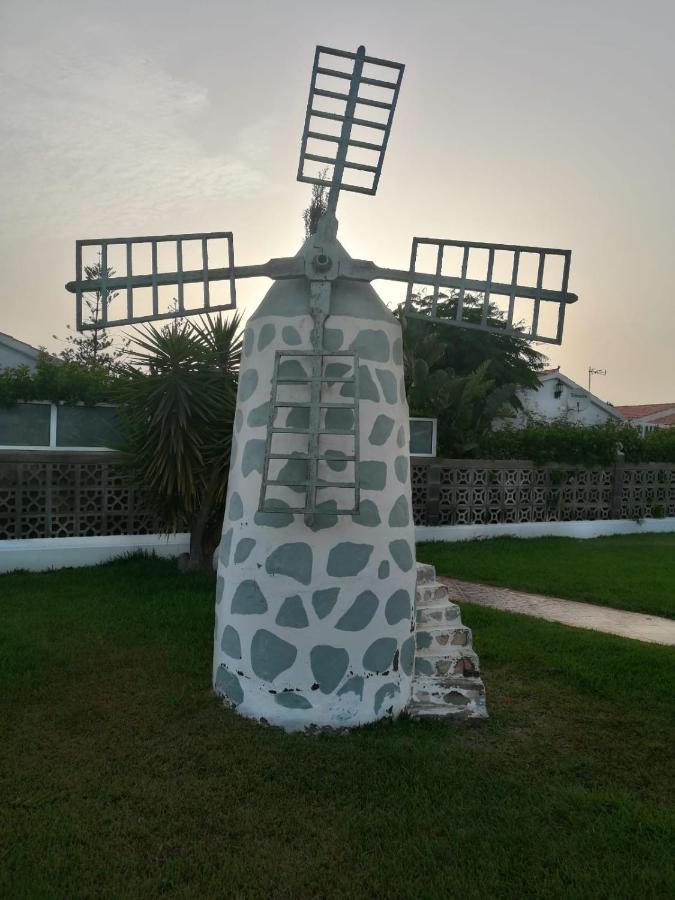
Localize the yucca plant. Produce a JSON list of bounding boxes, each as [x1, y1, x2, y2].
[[117, 313, 243, 571]]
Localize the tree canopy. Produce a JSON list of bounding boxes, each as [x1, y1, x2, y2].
[[398, 291, 547, 456]]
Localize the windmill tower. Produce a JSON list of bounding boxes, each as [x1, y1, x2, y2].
[[65, 45, 578, 731]]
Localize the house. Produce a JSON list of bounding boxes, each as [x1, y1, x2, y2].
[[496, 367, 625, 429], [0, 332, 43, 371], [614, 403, 675, 435], [0, 331, 122, 450]]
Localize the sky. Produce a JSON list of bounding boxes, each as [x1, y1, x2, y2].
[[1, 0, 674, 404]]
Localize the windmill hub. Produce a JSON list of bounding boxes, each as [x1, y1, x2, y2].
[[313, 253, 332, 273], [63, 43, 578, 732]]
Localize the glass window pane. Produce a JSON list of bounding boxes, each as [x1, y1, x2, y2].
[[0, 403, 51, 446], [56, 405, 123, 448], [409, 418, 434, 455]]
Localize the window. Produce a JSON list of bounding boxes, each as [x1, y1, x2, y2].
[[409, 417, 437, 456], [0, 402, 123, 450]]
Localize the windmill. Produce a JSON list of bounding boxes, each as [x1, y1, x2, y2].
[[65, 45, 578, 731]]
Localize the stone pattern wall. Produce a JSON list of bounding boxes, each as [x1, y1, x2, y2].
[[213, 274, 417, 731], [408, 563, 487, 719]]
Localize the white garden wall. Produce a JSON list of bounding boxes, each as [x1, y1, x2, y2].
[[0, 533, 190, 573], [416, 518, 675, 543]]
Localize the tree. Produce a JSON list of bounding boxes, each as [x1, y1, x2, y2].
[[400, 290, 546, 456], [302, 168, 329, 238], [117, 313, 243, 571], [399, 290, 546, 391], [56, 261, 128, 373]]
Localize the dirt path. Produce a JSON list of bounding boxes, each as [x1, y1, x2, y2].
[[438, 578, 675, 646]]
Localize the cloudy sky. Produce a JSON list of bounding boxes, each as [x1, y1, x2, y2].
[[1, 0, 673, 402]]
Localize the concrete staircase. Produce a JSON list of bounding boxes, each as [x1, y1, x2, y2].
[[408, 563, 488, 719]]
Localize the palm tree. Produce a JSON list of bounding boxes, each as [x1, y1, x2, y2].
[[117, 313, 243, 571]]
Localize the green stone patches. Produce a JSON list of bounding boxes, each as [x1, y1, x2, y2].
[[340, 365, 379, 402], [276, 595, 309, 628], [229, 492, 244, 521], [390, 539, 414, 573], [278, 453, 308, 493], [234, 538, 256, 564], [400, 635, 415, 676], [221, 625, 242, 659], [324, 449, 348, 472], [351, 499, 381, 528], [325, 407, 354, 432], [392, 337, 403, 365], [326, 542, 374, 577], [388, 495, 410, 527], [337, 675, 364, 699], [254, 499, 294, 528], [378, 560, 390, 579], [235, 409, 243, 432], [278, 358, 309, 379], [257, 323, 275, 351], [310, 645, 349, 694], [239, 369, 258, 402], [385, 589, 411, 625], [275, 691, 312, 709], [360, 461, 387, 491], [243, 328, 254, 357], [251, 629, 297, 682], [312, 588, 339, 619], [368, 414, 394, 446], [335, 590, 379, 631], [394, 455, 408, 483], [363, 637, 397, 673], [231, 580, 268, 615], [396, 425, 405, 448], [374, 682, 399, 714], [414, 657, 433, 676], [324, 362, 351, 382], [219, 529, 233, 566], [242, 439, 266, 476], [375, 369, 397, 404], [348, 329, 390, 363], [287, 406, 310, 429], [215, 666, 244, 706], [323, 328, 343, 352], [282, 326, 302, 346], [266, 542, 313, 585], [215, 574, 225, 605], [307, 501, 338, 532], [247, 401, 270, 428]]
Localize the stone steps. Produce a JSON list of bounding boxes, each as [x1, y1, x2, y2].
[[408, 563, 488, 720]]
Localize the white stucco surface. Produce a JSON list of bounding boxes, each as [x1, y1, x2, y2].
[[213, 244, 417, 731]]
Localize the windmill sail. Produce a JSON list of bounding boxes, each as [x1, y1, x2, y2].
[[404, 237, 575, 345], [297, 45, 404, 208]]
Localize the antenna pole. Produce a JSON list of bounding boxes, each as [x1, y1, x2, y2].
[[588, 366, 607, 392], [326, 45, 367, 218]]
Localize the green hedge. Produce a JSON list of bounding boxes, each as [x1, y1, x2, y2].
[[0, 354, 117, 407], [477, 422, 675, 466]]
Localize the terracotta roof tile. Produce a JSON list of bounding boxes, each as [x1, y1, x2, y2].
[[615, 403, 675, 419]]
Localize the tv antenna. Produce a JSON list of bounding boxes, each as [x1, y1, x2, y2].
[[588, 367, 607, 392]]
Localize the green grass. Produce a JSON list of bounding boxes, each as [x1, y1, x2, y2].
[[417, 533, 675, 619], [1, 556, 674, 899]]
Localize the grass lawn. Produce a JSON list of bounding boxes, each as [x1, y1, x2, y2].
[[417, 533, 675, 619], [1, 556, 674, 899]]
